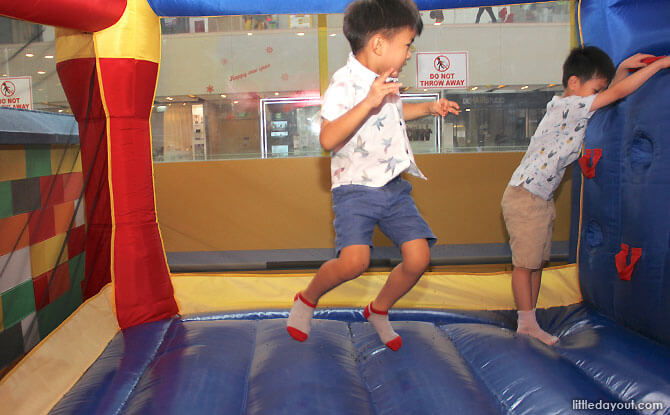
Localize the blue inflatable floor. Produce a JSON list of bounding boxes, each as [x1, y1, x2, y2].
[[51, 305, 670, 415]]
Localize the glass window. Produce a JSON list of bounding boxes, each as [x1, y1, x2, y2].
[[254, 93, 441, 159], [0, 16, 43, 44], [0, 17, 67, 114], [0, 2, 572, 157], [404, 93, 441, 154], [260, 96, 322, 158], [443, 89, 560, 152], [153, 2, 571, 162]]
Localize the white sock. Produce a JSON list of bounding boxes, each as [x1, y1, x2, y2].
[[517, 309, 559, 345], [364, 302, 402, 351], [286, 292, 316, 342]]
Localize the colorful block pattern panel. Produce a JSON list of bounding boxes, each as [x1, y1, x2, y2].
[[0, 214, 30, 257], [11, 178, 41, 215], [0, 181, 12, 218], [25, 146, 52, 179], [0, 144, 87, 371], [0, 323, 24, 369], [0, 247, 32, 294], [0, 146, 27, 182]]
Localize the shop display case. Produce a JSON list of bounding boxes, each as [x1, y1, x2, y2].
[[259, 93, 441, 158], [260, 96, 322, 158], [401, 93, 441, 154], [191, 104, 206, 160]]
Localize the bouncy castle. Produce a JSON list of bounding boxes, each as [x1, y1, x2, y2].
[[0, 0, 669, 413]]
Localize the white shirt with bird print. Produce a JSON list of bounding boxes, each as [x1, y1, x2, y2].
[[321, 53, 426, 190], [509, 94, 596, 200]]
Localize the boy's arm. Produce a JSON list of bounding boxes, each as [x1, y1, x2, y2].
[[610, 53, 655, 85], [320, 68, 400, 151], [591, 56, 670, 112], [403, 98, 460, 121]]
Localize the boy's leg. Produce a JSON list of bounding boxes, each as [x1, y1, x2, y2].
[[513, 264, 557, 345], [503, 186, 557, 345], [366, 238, 430, 350], [530, 265, 544, 308], [302, 244, 370, 304], [512, 265, 534, 311], [373, 238, 430, 310], [287, 244, 370, 342]]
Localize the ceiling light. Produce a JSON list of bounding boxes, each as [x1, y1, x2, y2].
[[25, 53, 34, 57], [220, 94, 227, 98], [297, 32, 305, 36], [44, 55, 54, 59], [521, 85, 529, 90], [37, 70, 46, 75]]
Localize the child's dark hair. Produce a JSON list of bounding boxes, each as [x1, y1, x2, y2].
[[343, 0, 423, 55], [562, 46, 616, 87]]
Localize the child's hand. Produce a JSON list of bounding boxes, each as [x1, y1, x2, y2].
[[620, 53, 656, 71], [429, 98, 460, 116], [364, 68, 402, 109]]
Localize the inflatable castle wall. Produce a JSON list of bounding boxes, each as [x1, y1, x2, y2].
[[574, 0, 670, 345]]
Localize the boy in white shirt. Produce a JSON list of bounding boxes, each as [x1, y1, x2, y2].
[[287, 0, 460, 350], [502, 46, 670, 345]]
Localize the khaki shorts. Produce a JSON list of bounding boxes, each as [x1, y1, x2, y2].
[[501, 185, 555, 269]]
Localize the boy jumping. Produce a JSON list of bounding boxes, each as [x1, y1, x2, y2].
[[287, 0, 459, 350]]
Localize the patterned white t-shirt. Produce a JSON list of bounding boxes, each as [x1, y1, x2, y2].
[[321, 53, 426, 189], [509, 94, 597, 200]]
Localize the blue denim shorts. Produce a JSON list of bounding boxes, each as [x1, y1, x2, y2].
[[332, 177, 437, 255]]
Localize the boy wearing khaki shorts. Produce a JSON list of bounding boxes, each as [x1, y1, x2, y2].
[[502, 46, 670, 345]]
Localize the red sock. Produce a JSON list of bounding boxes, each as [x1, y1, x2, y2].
[[287, 292, 316, 342], [364, 302, 402, 351]]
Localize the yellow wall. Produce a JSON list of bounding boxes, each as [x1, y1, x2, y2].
[[154, 152, 573, 252]]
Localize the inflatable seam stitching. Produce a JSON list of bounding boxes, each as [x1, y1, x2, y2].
[[238, 320, 258, 414], [113, 318, 176, 414], [436, 325, 510, 413]]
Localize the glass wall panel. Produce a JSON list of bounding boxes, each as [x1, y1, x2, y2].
[[0, 2, 572, 158], [0, 17, 67, 114], [153, 2, 571, 161]]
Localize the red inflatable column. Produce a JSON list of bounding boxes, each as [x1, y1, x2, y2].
[[55, 29, 113, 300], [93, 0, 178, 328]]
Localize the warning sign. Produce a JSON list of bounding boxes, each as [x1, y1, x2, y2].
[[0, 76, 33, 110], [416, 52, 468, 89]]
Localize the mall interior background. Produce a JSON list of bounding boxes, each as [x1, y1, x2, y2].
[[1, 2, 571, 161]]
